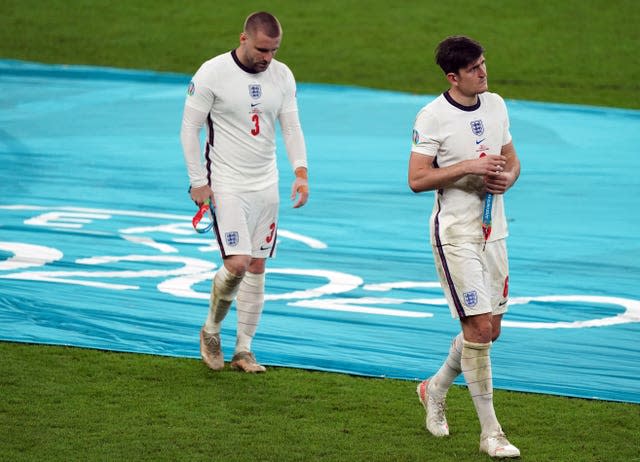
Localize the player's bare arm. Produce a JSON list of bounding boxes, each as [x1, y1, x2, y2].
[[408, 151, 506, 193]]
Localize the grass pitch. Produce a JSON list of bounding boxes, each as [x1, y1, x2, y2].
[[2, 0, 639, 108], [2, 342, 639, 461]]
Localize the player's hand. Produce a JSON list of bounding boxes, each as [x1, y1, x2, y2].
[[485, 169, 516, 194], [291, 167, 309, 208], [190, 184, 215, 207], [470, 154, 506, 176]]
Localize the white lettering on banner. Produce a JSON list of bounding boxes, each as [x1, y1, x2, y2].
[[25, 211, 111, 229], [504, 295, 640, 328], [121, 235, 179, 253], [290, 297, 434, 318], [171, 237, 219, 253], [0, 242, 63, 271], [157, 272, 217, 299], [264, 268, 362, 300], [158, 268, 362, 301], [277, 230, 327, 249], [1, 205, 324, 250], [3, 255, 215, 290], [120, 222, 194, 236], [1, 204, 640, 326], [363, 281, 443, 291]]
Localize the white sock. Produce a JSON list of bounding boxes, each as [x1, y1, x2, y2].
[[235, 271, 265, 354], [203, 265, 243, 334], [461, 339, 500, 437], [429, 332, 464, 400]]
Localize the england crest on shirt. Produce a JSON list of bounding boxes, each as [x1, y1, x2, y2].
[[248, 84, 262, 99], [470, 119, 484, 136]]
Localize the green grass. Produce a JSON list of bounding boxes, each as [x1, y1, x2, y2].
[[1, 1, 640, 460], [2, 342, 639, 462], [2, 0, 639, 108]]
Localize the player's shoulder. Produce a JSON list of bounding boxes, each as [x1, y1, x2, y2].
[[268, 58, 295, 78], [416, 93, 447, 117], [200, 51, 233, 69], [480, 91, 507, 107], [194, 52, 233, 75]]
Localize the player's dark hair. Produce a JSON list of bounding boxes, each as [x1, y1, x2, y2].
[[435, 36, 484, 74], [244, 11, 282, 38]]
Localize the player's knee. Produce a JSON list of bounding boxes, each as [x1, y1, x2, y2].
[[248, 258, 266, 274], [223, 255, 252, 277], [462, 315, 493, 343], [491, 314, 503, 342]]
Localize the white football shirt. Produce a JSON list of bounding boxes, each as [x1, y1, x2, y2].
[[411, 91, 512, 245], [185, 50, 299, 193]]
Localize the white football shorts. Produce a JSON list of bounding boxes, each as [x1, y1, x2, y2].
[[432, 239, 510, 319], [212, 183, 279, 259]]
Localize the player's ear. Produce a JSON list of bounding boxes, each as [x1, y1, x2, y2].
[[445, 72, 458, 85]]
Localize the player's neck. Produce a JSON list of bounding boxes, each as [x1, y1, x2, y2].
[[234, 47, 248, 67], [447, 87, 479, 107]]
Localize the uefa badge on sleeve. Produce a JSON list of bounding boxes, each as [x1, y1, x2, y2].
[[412, 129, 420, 145]]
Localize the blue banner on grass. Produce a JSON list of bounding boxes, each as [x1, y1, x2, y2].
[[1, 60, 639, 403]]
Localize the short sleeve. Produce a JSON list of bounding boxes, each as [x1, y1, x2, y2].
[[498, 95, 512, 146], [411, 107, 440, 156]]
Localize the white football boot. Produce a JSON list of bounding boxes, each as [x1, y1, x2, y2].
[[479, 428, 521, 458], [416, 379, 449, 437]]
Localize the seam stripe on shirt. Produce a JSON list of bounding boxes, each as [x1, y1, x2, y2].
[[205, 114, 214, 185]]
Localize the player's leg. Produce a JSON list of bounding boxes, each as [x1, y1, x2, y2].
[[460, 240, 519, 458], [204, 255, 250, 334], [231, 258, 267, 373], [200, 257, 247, 370], [416, 243, 470, 436], [200, 192, 253, 371], [460, 314, 500, 435], [418, 332, 462, 436], [427, 332, 464, 400], [462, 313, 519, 457], [416, 331, 463, 437], [488, 238, 510, 343], [231, 185, 278, 373]]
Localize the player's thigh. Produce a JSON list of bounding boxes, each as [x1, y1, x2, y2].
[[484, 239, 509, 316], [247, 184, 280, 259], [213, 192, 252, 257], [433, 242, 492, 319]]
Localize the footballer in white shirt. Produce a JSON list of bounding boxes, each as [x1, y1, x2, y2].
[[408, 35, 522, 458], [180, 12, 309, 374]]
